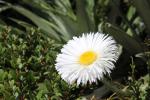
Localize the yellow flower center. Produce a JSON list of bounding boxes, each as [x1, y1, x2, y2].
[[79, 51, 97, 65]]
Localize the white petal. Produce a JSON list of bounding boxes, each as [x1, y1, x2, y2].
[[55, 32, 119, 86]]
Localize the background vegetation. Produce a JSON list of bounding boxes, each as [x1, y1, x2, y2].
[[0, 0, 149, 99]]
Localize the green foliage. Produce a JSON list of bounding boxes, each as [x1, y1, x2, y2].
[[0, 27, 78, 99], [0, 0, 95, 41], [0, 0, 149, 99], [99, 22, 143, 55], [128, 56, 150, 100]]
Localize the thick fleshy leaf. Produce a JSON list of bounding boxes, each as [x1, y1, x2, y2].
[[100, 23, 144, 55], [133, 0, 150, 33]]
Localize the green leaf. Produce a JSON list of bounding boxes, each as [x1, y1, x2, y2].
[[9, 18, 34, 29], [100, 23, 144, 55], [76, 0, 95, 33], [0, 69, 7, 81], [0, 6, 10, 12], [133, 0, 150, 33], [46, 12, 73, 40], [19, 0, 76, 40], [127, 6, 136, 21], [10, 5, 61, 41], [36, 83, 48, 99]]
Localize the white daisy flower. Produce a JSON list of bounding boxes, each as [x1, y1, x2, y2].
[[55, 32, 119, 86]]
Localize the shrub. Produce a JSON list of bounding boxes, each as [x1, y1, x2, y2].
[[0, 27, 77, 100]]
